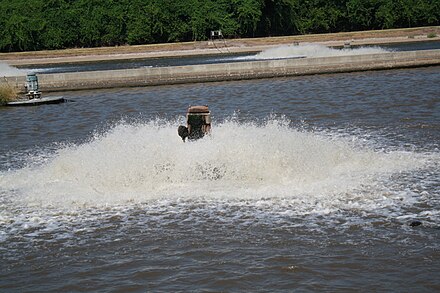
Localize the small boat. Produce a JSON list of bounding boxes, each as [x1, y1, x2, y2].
[[178, 105, 212, 141], [5, 73, 65, 107]]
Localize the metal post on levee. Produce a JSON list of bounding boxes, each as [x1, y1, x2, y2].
[[210, 30, 229, 53]]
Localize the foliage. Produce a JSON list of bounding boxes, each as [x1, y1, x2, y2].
[[0, 83, 18, 105], [0, 0, 438, 52]]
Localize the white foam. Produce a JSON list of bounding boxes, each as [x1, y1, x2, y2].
[[237, 44, 391, 60], [0, 62, 27, 76], [0, 118, 431, 211]]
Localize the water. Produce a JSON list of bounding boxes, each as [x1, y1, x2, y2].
[[0, 62, 27, 76], [1, 66, 440, 291], [244, 43, 390, 60], [15, 40, 440, 74], [376, 39, 440, 51], [14, 53, 250, 75]]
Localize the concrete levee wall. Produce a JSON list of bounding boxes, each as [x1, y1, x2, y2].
[[3, 50, 440, 93]]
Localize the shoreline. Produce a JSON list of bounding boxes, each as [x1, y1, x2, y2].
[[0, 27, 439, 94], [1, 27, 439, 66], [2, 50, 439, 93]]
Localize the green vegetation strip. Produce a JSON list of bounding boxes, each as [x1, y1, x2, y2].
[[0, 0, 439, 52]]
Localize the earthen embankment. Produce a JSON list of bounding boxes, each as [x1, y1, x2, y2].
[[1, 49, 439, 93]]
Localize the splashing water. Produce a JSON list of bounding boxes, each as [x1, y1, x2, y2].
[[238, 44, 391, 60], [0, 62, 27, 76], [0, 118, 431, 213]]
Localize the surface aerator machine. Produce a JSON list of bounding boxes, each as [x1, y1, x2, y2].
[[25, 73, 42, 99], [178, 105, 212, 141]]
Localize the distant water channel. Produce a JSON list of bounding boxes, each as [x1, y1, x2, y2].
[[20, 40, 440, 74], [1, 66, 439, 291]]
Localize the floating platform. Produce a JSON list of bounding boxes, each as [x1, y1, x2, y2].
[[6, 96, 65, 107]]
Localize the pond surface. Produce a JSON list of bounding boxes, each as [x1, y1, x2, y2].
[[1, 66, 439, 292], [20, 40, 440, 74]]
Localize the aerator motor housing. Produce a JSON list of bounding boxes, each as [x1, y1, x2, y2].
[[25, 73, 42, 99], [178, 105, 211, 141]]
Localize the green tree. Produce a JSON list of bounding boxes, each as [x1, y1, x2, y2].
[[0, 0, 439, 52], [258, 0, 300, 36], [0, 0, 45, 51], [346, 0, 378, 30], [40, 0, 80, 49], [231, 0, 263, 36]]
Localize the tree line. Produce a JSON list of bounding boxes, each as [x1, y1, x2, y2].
[[0, 0, 438, 52]]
